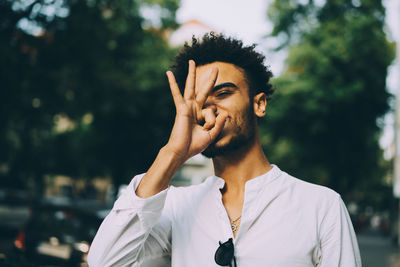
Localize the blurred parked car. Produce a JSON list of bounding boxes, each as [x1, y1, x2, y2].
[[0, 189, 32, 206], [12, 198, 111, 266], [0, 189, 31, 231]]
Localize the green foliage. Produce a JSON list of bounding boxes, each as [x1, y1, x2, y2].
[[264, 0, 395, 206], [0, 0, 178, 191]]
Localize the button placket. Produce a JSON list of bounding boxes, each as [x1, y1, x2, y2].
[[214, 185, 234, 240], [234, 183, 258, 244], [217, 197, 235, 240]]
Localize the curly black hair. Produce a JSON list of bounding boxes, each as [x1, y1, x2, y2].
[[170, 32, 275, 100]]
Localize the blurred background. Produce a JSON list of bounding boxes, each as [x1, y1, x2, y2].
[[0, 0, 399, 266]]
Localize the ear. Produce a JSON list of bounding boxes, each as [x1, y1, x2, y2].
[[253, 92, 267, 118]]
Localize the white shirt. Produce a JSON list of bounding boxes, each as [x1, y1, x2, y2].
[[88, 165, 361, 267]]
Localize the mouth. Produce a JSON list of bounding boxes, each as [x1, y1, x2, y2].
[[213, 119, 231, 143]]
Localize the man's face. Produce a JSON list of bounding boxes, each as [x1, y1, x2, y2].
[[195, 62, 256, 158]]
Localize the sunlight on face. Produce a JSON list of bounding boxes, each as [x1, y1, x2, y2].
[[195, 62, 256, 158]]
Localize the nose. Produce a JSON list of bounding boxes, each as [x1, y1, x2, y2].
[[203, 96, 216, 109], [203, 101, 217, 114]]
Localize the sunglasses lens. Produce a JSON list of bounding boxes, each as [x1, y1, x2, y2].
[[214, 238, 234, 266]]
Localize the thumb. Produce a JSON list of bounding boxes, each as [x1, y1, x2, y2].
[[208, 111, 228, 142]]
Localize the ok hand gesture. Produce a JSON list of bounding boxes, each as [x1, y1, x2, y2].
[[165, 60, 228, 162]]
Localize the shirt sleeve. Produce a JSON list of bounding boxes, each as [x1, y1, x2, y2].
[[318, 194, 362, 267], [87, 174, 172, 267]]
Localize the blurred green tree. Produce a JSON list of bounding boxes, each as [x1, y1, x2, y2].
[[0, 0, 178, 193], [263, 0, 395, 206]]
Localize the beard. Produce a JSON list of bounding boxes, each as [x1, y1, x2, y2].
[[201, 104, 256, 158]]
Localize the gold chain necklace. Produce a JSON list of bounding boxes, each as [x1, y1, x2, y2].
[[230, 216, 241, 233]]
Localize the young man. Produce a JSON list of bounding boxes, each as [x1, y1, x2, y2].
[[88, 34, 361, 267]]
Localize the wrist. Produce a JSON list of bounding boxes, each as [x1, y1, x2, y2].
[[160, 145, 188, 166], [137, 146, 185, 198]]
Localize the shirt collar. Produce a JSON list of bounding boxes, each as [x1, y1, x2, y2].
[[212, 164, 282, 193]]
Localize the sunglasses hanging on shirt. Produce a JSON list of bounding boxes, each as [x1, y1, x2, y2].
[[214, 238, 237, 267]]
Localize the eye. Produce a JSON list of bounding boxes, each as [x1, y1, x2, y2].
[[215, 90, 232, 97]]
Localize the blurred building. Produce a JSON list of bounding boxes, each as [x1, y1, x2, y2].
[[172, 154, 214, 186], [391, 1, 400, 246]]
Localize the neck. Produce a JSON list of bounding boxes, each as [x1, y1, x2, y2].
[[212, 133, 272, 195]]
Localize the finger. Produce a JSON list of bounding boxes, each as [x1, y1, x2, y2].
[[166, 71, 184, 106], [202, 107, 217, 130], [196, 67, 218, 107], [184, 60, 196, 100], [208, 111, 228, 141]]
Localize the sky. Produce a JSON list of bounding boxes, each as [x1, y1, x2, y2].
[[380, 0, 400, 159], [177, 0, 400, 158]]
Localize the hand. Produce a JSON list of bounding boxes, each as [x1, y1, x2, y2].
[[164, 60, 228, 162]]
